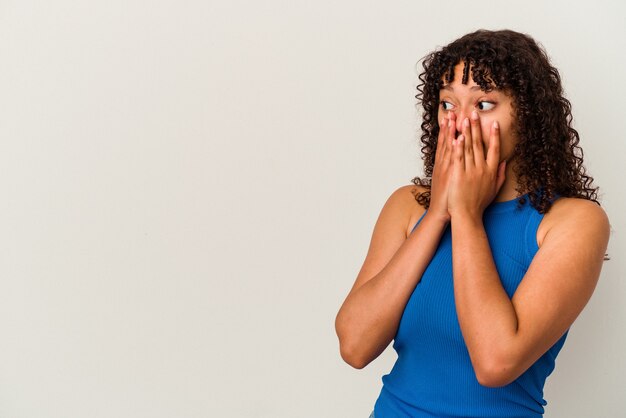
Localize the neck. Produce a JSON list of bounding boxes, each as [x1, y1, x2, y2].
[[493, 159, 520, 202]]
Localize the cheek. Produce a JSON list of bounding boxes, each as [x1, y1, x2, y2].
[[480, 124, 491, 145], [479, 117, 506, 145], [436, 110, 444, 127], [481, 127, 490, 139]]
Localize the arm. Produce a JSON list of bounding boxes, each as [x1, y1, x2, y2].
[[451, 199, 609, 387], [334, 185, 448, 369], [336, 115, 458, 369], [447, 115, 610, 387]]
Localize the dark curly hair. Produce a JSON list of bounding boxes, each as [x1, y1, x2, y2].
[[411, 29, 599, 213]]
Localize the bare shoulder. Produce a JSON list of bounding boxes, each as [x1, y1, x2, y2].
[[538, 197, 610, 248], [385, 184, 428, 238], [346, 184, 427, 295]]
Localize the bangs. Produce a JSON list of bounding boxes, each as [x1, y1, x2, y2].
[[439, 59, 500, 92]]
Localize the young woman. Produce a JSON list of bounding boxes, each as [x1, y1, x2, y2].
[[334, 29, 610, 417]]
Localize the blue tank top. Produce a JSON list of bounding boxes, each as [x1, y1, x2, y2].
[[373, 194, 568, 417]]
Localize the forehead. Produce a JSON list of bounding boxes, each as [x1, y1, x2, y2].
[[439, 61, 502, 95], [441, 84, 483, 92]]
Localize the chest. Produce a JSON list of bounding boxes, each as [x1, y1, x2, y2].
[[394, 214, 537, 351]]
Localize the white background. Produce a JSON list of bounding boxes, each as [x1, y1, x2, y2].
[[0, 1, 624, 417]]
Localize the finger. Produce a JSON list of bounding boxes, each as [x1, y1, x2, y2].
[[453, 134, 465, 168], [443, 112, 456, 160], [435, 117, 447, 160], [462, 117, 474, 169], [486, 120, 501, 168], [447, 112, 457, 152], [470, 110, 485, 161], [435, 115, 454, 170]]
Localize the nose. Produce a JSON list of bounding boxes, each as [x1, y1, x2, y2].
[[454, 110, 469, 133], [446, 110, 469, 135]]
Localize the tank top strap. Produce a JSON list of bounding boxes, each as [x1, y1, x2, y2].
[[523, 189, 562, 263], [524, 204, 544, 265], [410, 210, 428, 235]]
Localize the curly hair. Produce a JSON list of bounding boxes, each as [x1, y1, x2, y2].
[[411, 29, 599, 213]]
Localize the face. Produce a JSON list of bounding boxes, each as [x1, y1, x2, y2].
[[437, 62, 517, 162]]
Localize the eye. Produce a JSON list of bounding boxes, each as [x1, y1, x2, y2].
[[477, 101, 496, 111], [440, 101, 454, 111]]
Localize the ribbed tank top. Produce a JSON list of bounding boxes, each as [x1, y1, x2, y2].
[[373, 194, 569, 417]]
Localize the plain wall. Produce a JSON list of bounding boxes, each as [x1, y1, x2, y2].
[[0, 0, 624, 417]]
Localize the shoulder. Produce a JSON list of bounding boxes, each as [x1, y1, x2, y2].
[[537, 197, 610, 248], [380, 184, 428, 238]]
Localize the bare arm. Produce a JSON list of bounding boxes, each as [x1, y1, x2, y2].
[[451, 198, 609, 387], [334, 185, 449, 369], [336, 116, 457, 368], [447, 114, 610, 387]]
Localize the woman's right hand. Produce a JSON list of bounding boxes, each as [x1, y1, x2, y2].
[[428, 112, 456, 223]]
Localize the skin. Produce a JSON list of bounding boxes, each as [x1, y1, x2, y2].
[[434, 62, 519, 222], [335, 63, 610, 387]]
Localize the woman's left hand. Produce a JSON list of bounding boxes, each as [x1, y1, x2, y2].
[[447, 112, 507, 220]]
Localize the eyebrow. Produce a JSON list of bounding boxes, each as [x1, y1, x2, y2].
[[441, 85, 484, 92]]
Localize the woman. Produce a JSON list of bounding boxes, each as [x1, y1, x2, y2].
[[334, 29, 610, 417]]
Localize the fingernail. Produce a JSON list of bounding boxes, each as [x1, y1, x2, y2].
[[493, 121, 499, 129], [471, 111, 478, 120], [463, 118, 470, 128]]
